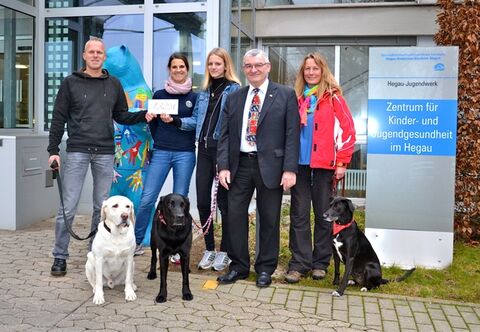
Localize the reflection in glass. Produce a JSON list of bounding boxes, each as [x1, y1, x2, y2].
[[340, 45, 368, 136], [17, 0, 35, 5], [0, 6, 34, 129], [154, 0, 205, 3], [44, 15, 144, 130], [153, 12, 206, 92], [46, 0, 143, 8], [264, 0, 413, 5], [268, 46, 334, 88]]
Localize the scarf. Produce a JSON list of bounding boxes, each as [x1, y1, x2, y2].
[[298, 85, 319, 126], [164, 76, 192, 95], [332, 219, 355, 236]]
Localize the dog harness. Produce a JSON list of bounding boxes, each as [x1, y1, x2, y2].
[[333, 219, 354, 236]]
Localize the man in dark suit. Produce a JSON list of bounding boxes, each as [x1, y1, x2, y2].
[[216, 49, 300, 287]]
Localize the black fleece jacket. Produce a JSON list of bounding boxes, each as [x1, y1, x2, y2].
[[47, 69, 147, 156]]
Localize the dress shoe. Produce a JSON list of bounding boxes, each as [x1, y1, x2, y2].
[[256, 272, 272, 288], [51, 258, 67, 276], [217, 270, 248, 284]]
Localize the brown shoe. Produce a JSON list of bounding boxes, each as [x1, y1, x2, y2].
[[312, 269, 326, 280], [285, 270, 304, 283]]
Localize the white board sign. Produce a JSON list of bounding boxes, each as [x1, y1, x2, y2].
[[147, 99, 179, 115]]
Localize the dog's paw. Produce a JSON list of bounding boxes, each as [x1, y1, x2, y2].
[[182, 292, 193, 301], [347, 280, 356, 286], [155, 294, 167, 303], [331, 290, 342, 297], [360, 287, 368, 292], [147, 272, 157, 280], [125, 289, 137, 302], [92, 293, 105, 305]]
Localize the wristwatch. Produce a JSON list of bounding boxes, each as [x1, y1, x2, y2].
[[336, 162, 347, 167]]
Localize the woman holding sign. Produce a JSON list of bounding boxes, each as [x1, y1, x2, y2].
[[134, 52, 197, 258], [285, 52, 356, 283]]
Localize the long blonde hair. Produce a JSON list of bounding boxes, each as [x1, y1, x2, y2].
[[202, 48, 241, 90], [294, 52, 342, 99]]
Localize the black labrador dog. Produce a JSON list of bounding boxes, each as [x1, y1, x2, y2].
[[147, 193, 193, 303], [323, 197, 414, 297]]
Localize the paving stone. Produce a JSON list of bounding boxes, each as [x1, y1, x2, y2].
[[286, 299, 301, 310], [417, 324, 440, 332], [380, 308, 398, 321], [428, 307, 447, 320], [364, 302, 380, 314], [432, 319, 453, 332], [288, 290, 304, 301], [379, 298, 395, 309], [409, 301, 427, 313], [467, 324, 480, 332], [382, 320, 401, 332], [395, 304, 413, 317], [398, 316, 417, 330], [460, 311, 480, 324], [413, 311, 432, 325], [364, 313, 382, 327], [447, 315, 469, 329]]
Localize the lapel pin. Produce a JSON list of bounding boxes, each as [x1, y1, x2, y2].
[[269, 94, 273, 98]]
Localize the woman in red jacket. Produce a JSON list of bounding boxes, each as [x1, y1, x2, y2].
[[285, 52, 356, 283]]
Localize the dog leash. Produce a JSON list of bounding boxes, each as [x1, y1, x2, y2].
[[331, 175, 346, 197], [191, 174, 218, 237], [50, 160, 97, 241]]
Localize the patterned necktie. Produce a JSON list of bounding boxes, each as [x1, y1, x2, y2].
[[246, 88, 261, 146]]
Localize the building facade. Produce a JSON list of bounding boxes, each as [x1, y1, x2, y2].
[[0, 0, 437, 228]]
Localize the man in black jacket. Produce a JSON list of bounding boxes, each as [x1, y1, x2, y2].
[[47, 37, 154, 276], [216, 49, 299, 287]]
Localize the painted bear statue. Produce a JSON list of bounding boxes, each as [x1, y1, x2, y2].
[[103, 45, 153, 246]]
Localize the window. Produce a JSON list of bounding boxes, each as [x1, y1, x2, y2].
[[44, 14, 144, 130], [0, 6, 34, 129], [46, 0, 144, 8], [152, 12, 206, 92]]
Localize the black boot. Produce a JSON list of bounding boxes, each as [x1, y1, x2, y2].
[[51, 258, 67, 276]]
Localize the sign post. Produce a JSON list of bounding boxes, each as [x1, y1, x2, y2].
[[366, 47, 458, 269]]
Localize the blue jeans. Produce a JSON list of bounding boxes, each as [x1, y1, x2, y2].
[[52, 152, 114, 260], [134, 149, 196, 244]]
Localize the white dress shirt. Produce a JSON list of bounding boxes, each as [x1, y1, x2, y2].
[[240, 79, 269, 153]]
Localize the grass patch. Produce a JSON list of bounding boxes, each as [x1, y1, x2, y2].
[[217, 203, 480, 303]]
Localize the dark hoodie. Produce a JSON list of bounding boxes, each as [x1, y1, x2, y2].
[[47, 69, 147, 156]]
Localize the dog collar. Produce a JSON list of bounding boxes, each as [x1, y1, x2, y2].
[[103, 222, 111, 233], [333, 219, 354, 235], [158, 213, 167, 225]]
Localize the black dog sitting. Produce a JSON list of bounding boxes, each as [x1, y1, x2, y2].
[[323, 197, 415, 297], [147, 193, 193, 303]]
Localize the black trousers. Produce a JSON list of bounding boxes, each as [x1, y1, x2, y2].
[[196, 143, 228, 252], [288, 165, 334, 274], [226, 154, 283, 275]]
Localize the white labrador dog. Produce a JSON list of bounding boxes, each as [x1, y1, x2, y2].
[[85, 195, 137, 305]]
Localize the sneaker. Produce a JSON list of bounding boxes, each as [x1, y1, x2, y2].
[[285, 270, 304, 284], [51, 258, 67, 277], [134, 244, 144, 256], [198, 250, 216, 270], [170, 253, 181, 265], [212, 251, 232, 271], [312, 269, 326, 280]]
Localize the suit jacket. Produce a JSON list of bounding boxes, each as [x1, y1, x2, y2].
[[217, 81, 300, 189]]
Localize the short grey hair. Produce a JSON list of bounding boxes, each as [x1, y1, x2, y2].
[[84, 37, 105, 52], [243, 49, 269, 64]]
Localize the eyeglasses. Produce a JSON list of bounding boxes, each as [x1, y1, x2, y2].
[[243, 63, 268, 70]]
